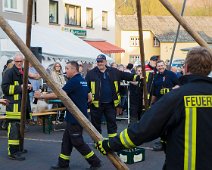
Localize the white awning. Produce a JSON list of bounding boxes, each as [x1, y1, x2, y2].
[[0, 20, 113, 62]]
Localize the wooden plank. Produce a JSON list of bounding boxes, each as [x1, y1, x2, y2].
[[20, 0, 33, 151], [0, 16, 128, 170]]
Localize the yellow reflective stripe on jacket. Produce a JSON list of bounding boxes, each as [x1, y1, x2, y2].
[[146, 71, 150, 82], [120, 129, 136, 149], [133, 75, 137, 81], [14, 94, 19, 100], [91, 81, 99, 107], [184, 107, 197, 170], [9, 85, 15, 95], [59, 154, 70, 160], [108, 133, 117, 138], [84, 151, 94, 159], [91, 81, 95, 94], [8, 123, 11, 137], [8, 140, 20, 145], [160, 88, 170, 95], [92, 101, 99, 108], [114, 94, 121, 107], [13, 104, 19, 112], [113, 81, 120, 107], [14, 81, 19, 85], [29, 113, 32, 119], [183, 95, 212, 170], [114, 81, 118, 92], [6, 112, 21, 119]]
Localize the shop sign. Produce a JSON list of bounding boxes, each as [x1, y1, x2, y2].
[[62, 27, 87, 37]]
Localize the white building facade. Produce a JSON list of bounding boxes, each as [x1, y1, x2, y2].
[[0, 0, 117, 86], [1, 0, 116, 43], [35, 0, 115, 45]]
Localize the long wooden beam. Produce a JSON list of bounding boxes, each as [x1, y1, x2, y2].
[[159, 0, 212, 55], [136, 0, 149, 110], [0, 17, 128, 170], [20, 0, 33, 152]]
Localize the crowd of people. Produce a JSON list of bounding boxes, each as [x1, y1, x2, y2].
[[0, 46, 211, 170]]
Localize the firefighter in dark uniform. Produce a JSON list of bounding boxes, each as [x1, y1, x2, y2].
[[151, 60, 179, 104], [96, 47, 212, 170], [129, 65, 144, 125], [2, 54, 32, 161], [35, 61, 101, 170], [151, 60, 180, 151], [85, 54, 141, 138]]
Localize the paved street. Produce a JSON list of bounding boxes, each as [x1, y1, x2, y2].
[[0, 120, 165, 170]]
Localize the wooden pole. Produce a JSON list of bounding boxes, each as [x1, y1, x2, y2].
[[0, 16, 128, 170], [159, 0, 212, 55], [20, 0, 33, 152], [168, 0, 187, 70], [136, 0, 149, 110]]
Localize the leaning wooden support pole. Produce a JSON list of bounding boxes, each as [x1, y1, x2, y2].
[[0, 16, 128, 170], [20, 0, 33, 152], [159, 0, 212, 55], [136, 0, 149, 110]]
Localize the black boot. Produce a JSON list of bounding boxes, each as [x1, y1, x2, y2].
[[87, 163, 101, 170], [8, 153, 25, 161], [50, 164, 70, 170], [153, 141, 163, 151]]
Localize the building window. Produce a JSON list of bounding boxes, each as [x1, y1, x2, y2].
[[153, 37, 160, 47], [3, 0, 23, 13], [130, 36, 139, 47], [65, 4, 81, 26], [102, 11, 108, 30], [129, 55, 140, 63], [49, 0, 58, 24], [86, 8, 93, 28]]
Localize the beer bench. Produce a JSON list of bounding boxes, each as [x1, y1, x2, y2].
[[32, 112, 57, 134], [34, 107, 66, 133], [0, 111, 61, 134], [0, 107, 66, 134]]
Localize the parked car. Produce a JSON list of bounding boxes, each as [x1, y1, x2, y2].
[[171, 59, 185, 68]]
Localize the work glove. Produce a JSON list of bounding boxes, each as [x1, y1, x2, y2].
[[95, 140, 111, 155]]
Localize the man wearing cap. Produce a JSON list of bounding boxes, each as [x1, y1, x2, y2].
[[145, 56, 158, 104], [86, 54, 142, 139]]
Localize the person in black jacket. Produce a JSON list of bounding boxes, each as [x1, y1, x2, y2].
[[95, 47, 212, 170], [151, 60, 179, 105], [151, 60, 180, 151], [86, 54, 142, 139], [129, 65, 144, 125], [2, 53, 32, 161]]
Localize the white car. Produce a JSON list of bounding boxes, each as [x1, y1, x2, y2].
[[171, 59, 185, 68]]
